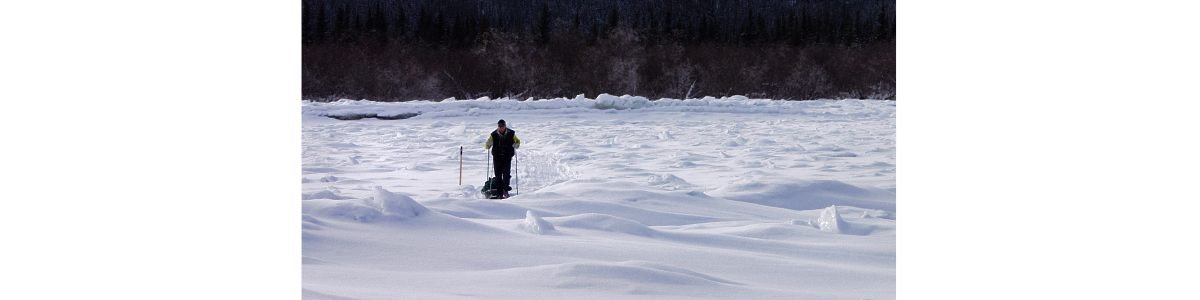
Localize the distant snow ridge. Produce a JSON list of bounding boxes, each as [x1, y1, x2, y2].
[[302, 95, 894, 120], [819, 205, 847, 234], [519, 210, 556, 235]]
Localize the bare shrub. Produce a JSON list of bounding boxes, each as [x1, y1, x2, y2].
[[641, 43, 697, 99], [784, 63, 834, 100]]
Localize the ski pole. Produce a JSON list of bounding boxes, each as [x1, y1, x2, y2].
[[515, 150, 518, 195]]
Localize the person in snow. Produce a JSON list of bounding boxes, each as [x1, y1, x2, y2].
[[485, 119, 520, 196]]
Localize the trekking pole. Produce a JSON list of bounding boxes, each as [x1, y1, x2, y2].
[[515, 150, 518, 195], [458, 146, 463, 185]]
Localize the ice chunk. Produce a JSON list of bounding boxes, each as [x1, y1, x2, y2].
[[520, 210, 555, 234], [819, 205, 846, 234]]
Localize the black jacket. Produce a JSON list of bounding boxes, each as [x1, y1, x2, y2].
[[487, 129, 519, 158]]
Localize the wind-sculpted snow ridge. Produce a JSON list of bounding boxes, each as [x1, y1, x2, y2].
[[552, 213, 658, 238], [301, 186, 429, 222], [302, 94, 895, 120], [709, 177, 897, 213]]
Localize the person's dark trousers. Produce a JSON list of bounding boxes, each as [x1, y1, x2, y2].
[[493, 155, 512, 191]]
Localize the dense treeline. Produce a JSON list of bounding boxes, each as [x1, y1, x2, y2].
[[302, 0, 895, 101]]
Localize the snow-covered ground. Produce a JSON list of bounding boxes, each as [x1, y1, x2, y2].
[[302, 95, 896, 299]]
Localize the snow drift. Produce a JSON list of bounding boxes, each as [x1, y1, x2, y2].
[[301, 186, 429, 222]]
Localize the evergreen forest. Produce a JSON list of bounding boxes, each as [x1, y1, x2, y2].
[[302, 0, 895, 101]]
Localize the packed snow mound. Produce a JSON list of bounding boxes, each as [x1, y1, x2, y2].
[[709, 178, 896, 213], [371, 186, 429, 218], [647, 174, 689, 186], [520, 210, 556, 235], [819, 205, 847, 234], [438, 185, 480, 199], [302, 96, 895, 120]]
